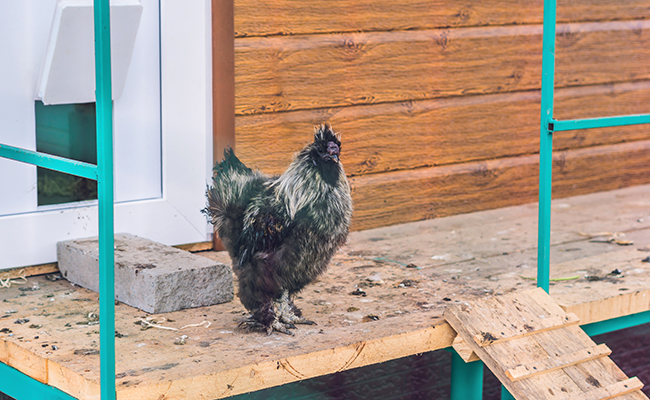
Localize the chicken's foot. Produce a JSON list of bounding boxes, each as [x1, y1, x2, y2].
[[276, 290, 316, 326]]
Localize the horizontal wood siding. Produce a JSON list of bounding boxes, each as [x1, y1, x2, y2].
[[236, 81, 650, 176], [234, 0, 650, 37], [230, 0, 650, 230], [235, 21, 650, 115], [350, 141, 650, 230]]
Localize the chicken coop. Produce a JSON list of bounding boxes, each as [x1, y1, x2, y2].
[[2, 0, 650, 399]]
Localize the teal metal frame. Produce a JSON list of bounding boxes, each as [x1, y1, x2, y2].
[[0, 1, 116, 399], [1, 0, 650, 399], [536, 0, 650, 292], [452, 0, 650, 396]]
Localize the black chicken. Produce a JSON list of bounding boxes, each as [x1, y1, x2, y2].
[[203, 124, 353, 335]]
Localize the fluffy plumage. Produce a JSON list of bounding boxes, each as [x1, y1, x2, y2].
[[202, 124, 353, 334]]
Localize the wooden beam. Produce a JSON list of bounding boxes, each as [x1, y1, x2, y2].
[[235, 81, 650, 177], [173, 241, 214, 252], [235, 21, 650, 115], [0, 263, 59, 280], [349, 140, 650, 230], [452, 335, 480, 363], [234, 0, 650, 37], [212, 0, 235, 251]]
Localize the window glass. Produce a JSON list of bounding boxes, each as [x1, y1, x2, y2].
[[35, 101, 97, 205]]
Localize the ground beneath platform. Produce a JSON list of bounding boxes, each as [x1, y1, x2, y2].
[[1, 185, 649, 399]]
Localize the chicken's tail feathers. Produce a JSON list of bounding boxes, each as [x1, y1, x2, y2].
[[213, 147, 252, 176]]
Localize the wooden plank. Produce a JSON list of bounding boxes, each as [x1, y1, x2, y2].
[[505, 343, 611, 381], [234, 0, 650, 37], [235, 21, 650, 114], [236, 81, 650, 177], [582, 377, 644, 400], [445, 290, 649, 400], [548, 249, 650, 325], [2, 185, 650, 399], [473, 313, 580, 346], [452, 335, 480, 362], [349, 140, 650, 230], [173, 241, 213, 252], [0, 263, 59, 280]]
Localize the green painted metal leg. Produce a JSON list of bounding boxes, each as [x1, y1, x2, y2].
[[0, 362, 76, 400], [501, 385, 516, 400], [93, 1, 116, 399], [582, 310, 650, 337], [537, 0, 558, 293], [450, 350, 483, 400]]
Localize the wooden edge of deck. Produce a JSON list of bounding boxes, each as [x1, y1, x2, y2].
[[3, 275, 649, 399], [92, 324, 456, 400], [1, 263, 59, 280], [557, 288, 650, 325]]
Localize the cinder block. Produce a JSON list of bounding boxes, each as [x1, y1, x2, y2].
[[57, 233, 233, 313]]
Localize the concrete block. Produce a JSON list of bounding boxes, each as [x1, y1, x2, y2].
[[57, 233, 233, 313]]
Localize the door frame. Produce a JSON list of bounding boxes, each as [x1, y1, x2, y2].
[[0, 0, 213, 269]]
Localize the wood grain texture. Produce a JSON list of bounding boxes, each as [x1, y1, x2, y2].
[[505, 344, 612, 381], [234, 0, 650, 37], [235, 81, 650, 177], [235, 20, 650, 114], [349, 140, 650, 230]]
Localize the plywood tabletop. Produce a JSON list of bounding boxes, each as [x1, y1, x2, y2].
[[1, 184, 650, 399]]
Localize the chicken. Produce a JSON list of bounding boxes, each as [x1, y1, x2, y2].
[[202, 124, 353, 335]]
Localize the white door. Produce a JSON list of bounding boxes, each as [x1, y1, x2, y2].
[[0, 0, 213, 269]]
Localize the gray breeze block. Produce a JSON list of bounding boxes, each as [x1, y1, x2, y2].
[[57, 233, 233, 314]]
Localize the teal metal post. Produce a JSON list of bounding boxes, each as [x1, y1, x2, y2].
[[450, 351, 483, 400], [501, 385, 516, 400], [93, 0, 116, 399], [537, 0, 557, 293]]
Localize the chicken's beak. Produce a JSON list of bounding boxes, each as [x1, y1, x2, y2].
[[330, 154, 339, 163]]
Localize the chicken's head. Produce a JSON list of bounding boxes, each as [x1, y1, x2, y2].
[[311, 124, 342, 165]]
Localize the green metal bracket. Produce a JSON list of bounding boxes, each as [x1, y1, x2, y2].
[[0, 362, 77, 400], [553, 114, 650, 132]]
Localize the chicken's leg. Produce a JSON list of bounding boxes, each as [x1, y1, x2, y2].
[[276, 290, 316, 326]]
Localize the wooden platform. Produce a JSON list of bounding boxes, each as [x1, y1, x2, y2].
[[1, 184, 650, 399], [445, 288, 648, 399]]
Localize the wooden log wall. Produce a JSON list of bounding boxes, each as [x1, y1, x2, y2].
[[231, 0, 650, 231]]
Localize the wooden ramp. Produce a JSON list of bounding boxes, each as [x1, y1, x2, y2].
[[444, 288, 649, 400]]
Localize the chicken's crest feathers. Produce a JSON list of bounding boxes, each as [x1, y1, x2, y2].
[[313, 124, 341, 144], [214, 147, 252, 176]]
